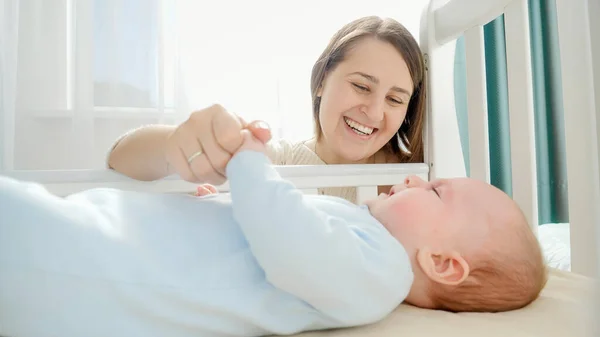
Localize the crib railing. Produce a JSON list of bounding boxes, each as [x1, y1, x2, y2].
[[3, 163, 429, 204], [421, 0, 538, 229]]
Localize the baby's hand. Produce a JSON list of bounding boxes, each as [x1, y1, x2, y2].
[[195, 183, 218, 196], [236, 129, 267, 155]]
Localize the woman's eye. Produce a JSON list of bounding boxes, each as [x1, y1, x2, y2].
[[388, 97, 403, 105], [352, 83, 369, 92]]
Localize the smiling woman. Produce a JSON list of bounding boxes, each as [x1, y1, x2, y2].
[[107, 15, 428, 204], [309, 34, 423, 165]]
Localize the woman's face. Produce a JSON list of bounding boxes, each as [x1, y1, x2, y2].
[[317, 37, 414, 163]]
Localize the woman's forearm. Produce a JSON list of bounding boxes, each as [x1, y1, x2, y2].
[[107, 125, 176, 181]]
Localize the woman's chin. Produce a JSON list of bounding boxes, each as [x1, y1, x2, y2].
[[334, 146, 376, 164]]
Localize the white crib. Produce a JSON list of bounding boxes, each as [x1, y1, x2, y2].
[[6, 0, 599, 279], [2, 0, 599, 335], [420, 0, 600, 280]]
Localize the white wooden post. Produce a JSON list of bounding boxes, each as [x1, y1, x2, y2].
[[504, 0, 539, 231], [555, 0, 600, 278]]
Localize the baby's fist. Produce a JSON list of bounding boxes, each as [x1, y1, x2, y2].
[[195, 183, 218, 197], [237, 129, 267, 155]]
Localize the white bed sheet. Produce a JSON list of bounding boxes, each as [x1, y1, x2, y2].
[[538, 223, 571, 271]]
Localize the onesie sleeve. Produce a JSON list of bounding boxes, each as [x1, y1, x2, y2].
[[225, 150, 413, 326]]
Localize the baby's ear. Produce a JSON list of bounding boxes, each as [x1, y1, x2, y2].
[[416, 247, 470, 286]]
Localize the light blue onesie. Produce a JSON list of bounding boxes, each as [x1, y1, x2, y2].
[[0, 151, 413, 337]]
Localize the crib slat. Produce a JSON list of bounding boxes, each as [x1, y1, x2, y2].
[[464, 26, 490, 182], [433, 0, 514, 45], [555, 0, 600, 278], [156, 0, 165, 120], [503, 0, 539, 231], [356, 186, 378, 205], [71, 0, 95, 169], [1, 0, 18, 171], [420, 5, 468, 180]]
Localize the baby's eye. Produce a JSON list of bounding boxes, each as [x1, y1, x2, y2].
[[432, 187, 440, 198]]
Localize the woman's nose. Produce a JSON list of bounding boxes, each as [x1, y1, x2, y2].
[[363, 100, 384, 122]]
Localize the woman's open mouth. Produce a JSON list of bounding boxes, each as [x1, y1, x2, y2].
[[344, 117, 378, 137]]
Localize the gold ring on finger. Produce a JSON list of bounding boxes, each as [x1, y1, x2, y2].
[[187, 150, 203, 164]]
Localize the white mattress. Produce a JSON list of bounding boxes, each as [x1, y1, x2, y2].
[[285, 269, 598, 337]]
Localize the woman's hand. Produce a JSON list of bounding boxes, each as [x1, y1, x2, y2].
[[164, 104, 271, 185], [195, 128, 270, 197]]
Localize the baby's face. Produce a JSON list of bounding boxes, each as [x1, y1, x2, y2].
[[364, 176, 515, 256]]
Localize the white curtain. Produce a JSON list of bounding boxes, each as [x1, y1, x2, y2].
[[0, 0, 427, 172], [1, 0, 19, 171]]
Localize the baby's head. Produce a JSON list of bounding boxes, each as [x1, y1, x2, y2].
[[365, 175, 548, 312]]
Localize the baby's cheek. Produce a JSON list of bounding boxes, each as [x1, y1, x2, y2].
[[390, 198, 418, 219], [386, 204, 418, 234]]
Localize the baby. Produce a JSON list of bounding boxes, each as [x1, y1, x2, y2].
[[200, 131, 549, 314], [0, 131, 547, 337]]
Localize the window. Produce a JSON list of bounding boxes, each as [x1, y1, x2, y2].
[[93, 0, 175, 110], [3, 0, 427, 171]]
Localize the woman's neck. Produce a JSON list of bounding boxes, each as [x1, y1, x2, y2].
[[308, 137, 396, 195]]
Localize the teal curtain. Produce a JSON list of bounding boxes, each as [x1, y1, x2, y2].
[[453, 0, 569, 225], [528, 0, 569, 224], [482, 17, 514, 197]]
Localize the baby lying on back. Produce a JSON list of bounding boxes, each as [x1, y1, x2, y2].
[[201, 131, 549, 313], [0, 131, 547, 337]]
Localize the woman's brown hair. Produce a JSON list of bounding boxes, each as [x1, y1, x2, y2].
[[310, 16, 427, 163]]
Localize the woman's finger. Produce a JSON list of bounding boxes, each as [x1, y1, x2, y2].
[[165, 133, 200, 183], [167, 104, 246, 184], [212, 107, 245, 154], [197, 106, 247, 176], [181, 136, 226, 185], [196, 122, 233, 177], [179, 107, 230, 184]]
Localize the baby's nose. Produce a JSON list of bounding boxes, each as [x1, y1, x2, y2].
[[404, 175, 426, 188]]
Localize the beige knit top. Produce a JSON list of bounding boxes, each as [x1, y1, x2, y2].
[[265, 139, 357, 204]]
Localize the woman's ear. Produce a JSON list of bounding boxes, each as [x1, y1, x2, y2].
[[416, 247, 470, 286]]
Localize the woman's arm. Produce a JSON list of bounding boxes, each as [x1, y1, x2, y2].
[[107, 105, 276, 185], [107, 125, 175, 181]]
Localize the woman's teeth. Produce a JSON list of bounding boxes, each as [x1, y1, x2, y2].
[[344, 117, 374, 135]]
